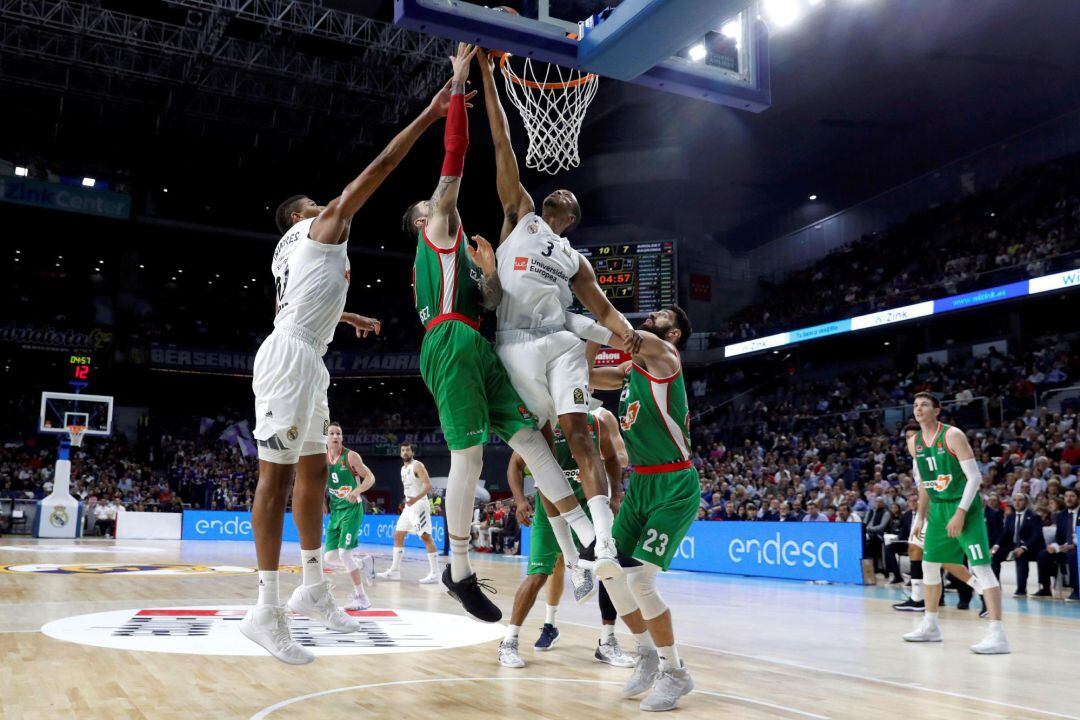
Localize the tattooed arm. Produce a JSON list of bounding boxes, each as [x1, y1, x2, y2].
[[467, 234, 502, 310], [426, 43, 475, 249]]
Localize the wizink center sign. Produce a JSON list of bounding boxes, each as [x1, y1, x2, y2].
[[182, 510, 445, 552], [0, 176, 131, 219], [667, 521, 863, 583]]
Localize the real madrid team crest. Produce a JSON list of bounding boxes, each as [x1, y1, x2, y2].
[[287, 425, 299, 441], [49, 507, 69, 528]]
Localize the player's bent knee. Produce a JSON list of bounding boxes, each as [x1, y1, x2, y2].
[[323, 551, 340, 568], [921, 561, 943, 585], [626, 565, 667, 620], [340, 549, 358, 572], [602, 574, 639, 616], [972, 564, 998, 589]]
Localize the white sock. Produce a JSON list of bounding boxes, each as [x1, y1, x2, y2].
[[390, 547, 404, 572], [911, 579, 924, 602], [601, 624, 615, 641], [301, 547, 323, 586], [634, 631, 655, 652], [548, 514, 580, 565], [925, 611, 939, 626], [561, 505, 596, 549], [587, 495, 614, 544], [504, 624, 521, 642], [450, 537, 472, 582], [545, 603, 558, 625], [427, 552, 439, 575], [989, 620, 1004, 633], [447, 446, 482, 582], [257, 570, 280, 606], [657, 644, 681, 671]]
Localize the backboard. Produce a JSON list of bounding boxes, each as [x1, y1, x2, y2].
[[394, 0, 770, 111], [39, 392, 114, 437]]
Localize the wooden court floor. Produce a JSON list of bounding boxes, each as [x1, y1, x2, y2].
[[1, 538, 1077, 720]]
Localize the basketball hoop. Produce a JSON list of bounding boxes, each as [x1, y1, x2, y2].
[[66, 425, 86, 448], [496, 51, 599, 175]]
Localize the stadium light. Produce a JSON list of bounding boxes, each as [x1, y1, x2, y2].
[[721, 20, 741, 39], [163, 187, 169, 193], [688, 43, 708, 62], [82, 177, 96, 188], [14, 166, 28, 177], [763, 0, 802, 28], [809, 194, 818, 200]]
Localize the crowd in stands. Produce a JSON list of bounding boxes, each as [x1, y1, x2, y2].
[[712, 154, 1080, 346]]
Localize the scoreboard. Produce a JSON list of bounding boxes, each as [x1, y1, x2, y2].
[[573, 240, 677, 316]]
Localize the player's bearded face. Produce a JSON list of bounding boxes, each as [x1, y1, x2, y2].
[[637, 313, 672, 341]]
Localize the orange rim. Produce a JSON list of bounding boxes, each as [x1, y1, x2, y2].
[[498, 52, 597, 91]]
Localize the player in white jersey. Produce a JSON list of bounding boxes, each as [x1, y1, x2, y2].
[[377, 442, 441, 583], [239, 81, 462, 665], [477, 50, 640, 581]]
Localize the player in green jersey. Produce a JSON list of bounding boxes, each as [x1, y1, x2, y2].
[[399, 43, 605, 622], [587, 306, 698, 712], [323, 422, 376, 610], [902, 392, 1009, 654], [497, 408, 635, 669]]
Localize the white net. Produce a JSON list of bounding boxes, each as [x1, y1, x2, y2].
[[67, 425, 86, 448], [498, 54, 599, 175]]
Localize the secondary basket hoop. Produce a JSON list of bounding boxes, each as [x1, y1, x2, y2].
[[496, 51, 599, 175], [66, 425, 86, 448]]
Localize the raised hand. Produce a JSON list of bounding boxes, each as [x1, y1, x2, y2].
[[450, 42, 476, 86], [427, 80, 479, 118], [466, 234, 497, 276]]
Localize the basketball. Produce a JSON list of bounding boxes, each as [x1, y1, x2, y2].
[[3, 1, 1079, 718]]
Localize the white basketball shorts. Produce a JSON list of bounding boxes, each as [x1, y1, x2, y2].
[[252, 326, 331, 464], [495, 327, 591, 429], [395, 498, 433, 536]]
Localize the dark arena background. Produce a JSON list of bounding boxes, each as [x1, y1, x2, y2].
[[2, 1, 1080, 718]]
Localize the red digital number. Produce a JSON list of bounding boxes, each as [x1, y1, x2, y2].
[[74, 365, 89, 380]]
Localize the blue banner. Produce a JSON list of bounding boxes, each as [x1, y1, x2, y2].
[[668, 521, 863, 583], [521, 521, 863, 583], [182, 510, 445, 553], [0, 176, 131, 219]]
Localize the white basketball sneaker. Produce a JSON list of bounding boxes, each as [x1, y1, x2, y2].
[[571, 563, 598, 604], [970, 628, 1011, 654], [287, 581, 362, 633], [418, 572, 440, 584], [238, 604, 315, 665], [593, 537, 622, 581], [356, 553, 375, 587], [595, 636, 637, 667], [902, 617, 942, 643], [376, 569, 401, 581], [640, 664, 694, 712], [345, 586, 371, 611], [498, 638, 526, 668]]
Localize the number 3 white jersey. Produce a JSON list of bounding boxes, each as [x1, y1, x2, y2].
[[271, 217, 351, 346], [495, 212, 584, 330], [401, 460, 425, 499]]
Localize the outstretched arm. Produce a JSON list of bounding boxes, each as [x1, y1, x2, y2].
[[570, 255, 639, 353], [309, 64, 471, 245], [427, 43, 477, 247], [477, 50, 534, 242]]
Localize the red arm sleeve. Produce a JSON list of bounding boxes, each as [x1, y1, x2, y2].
[[441, 91, 468, 177]]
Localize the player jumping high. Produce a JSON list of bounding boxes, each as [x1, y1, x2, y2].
[[588, 307, 698, 712], [240, 76, 457, 665], [376, 442, 440, 584], [324, 422, 376, 611], [901, 392, 1009, 653], [401, 44, 606, 621], [476, 48, 639, 582]]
